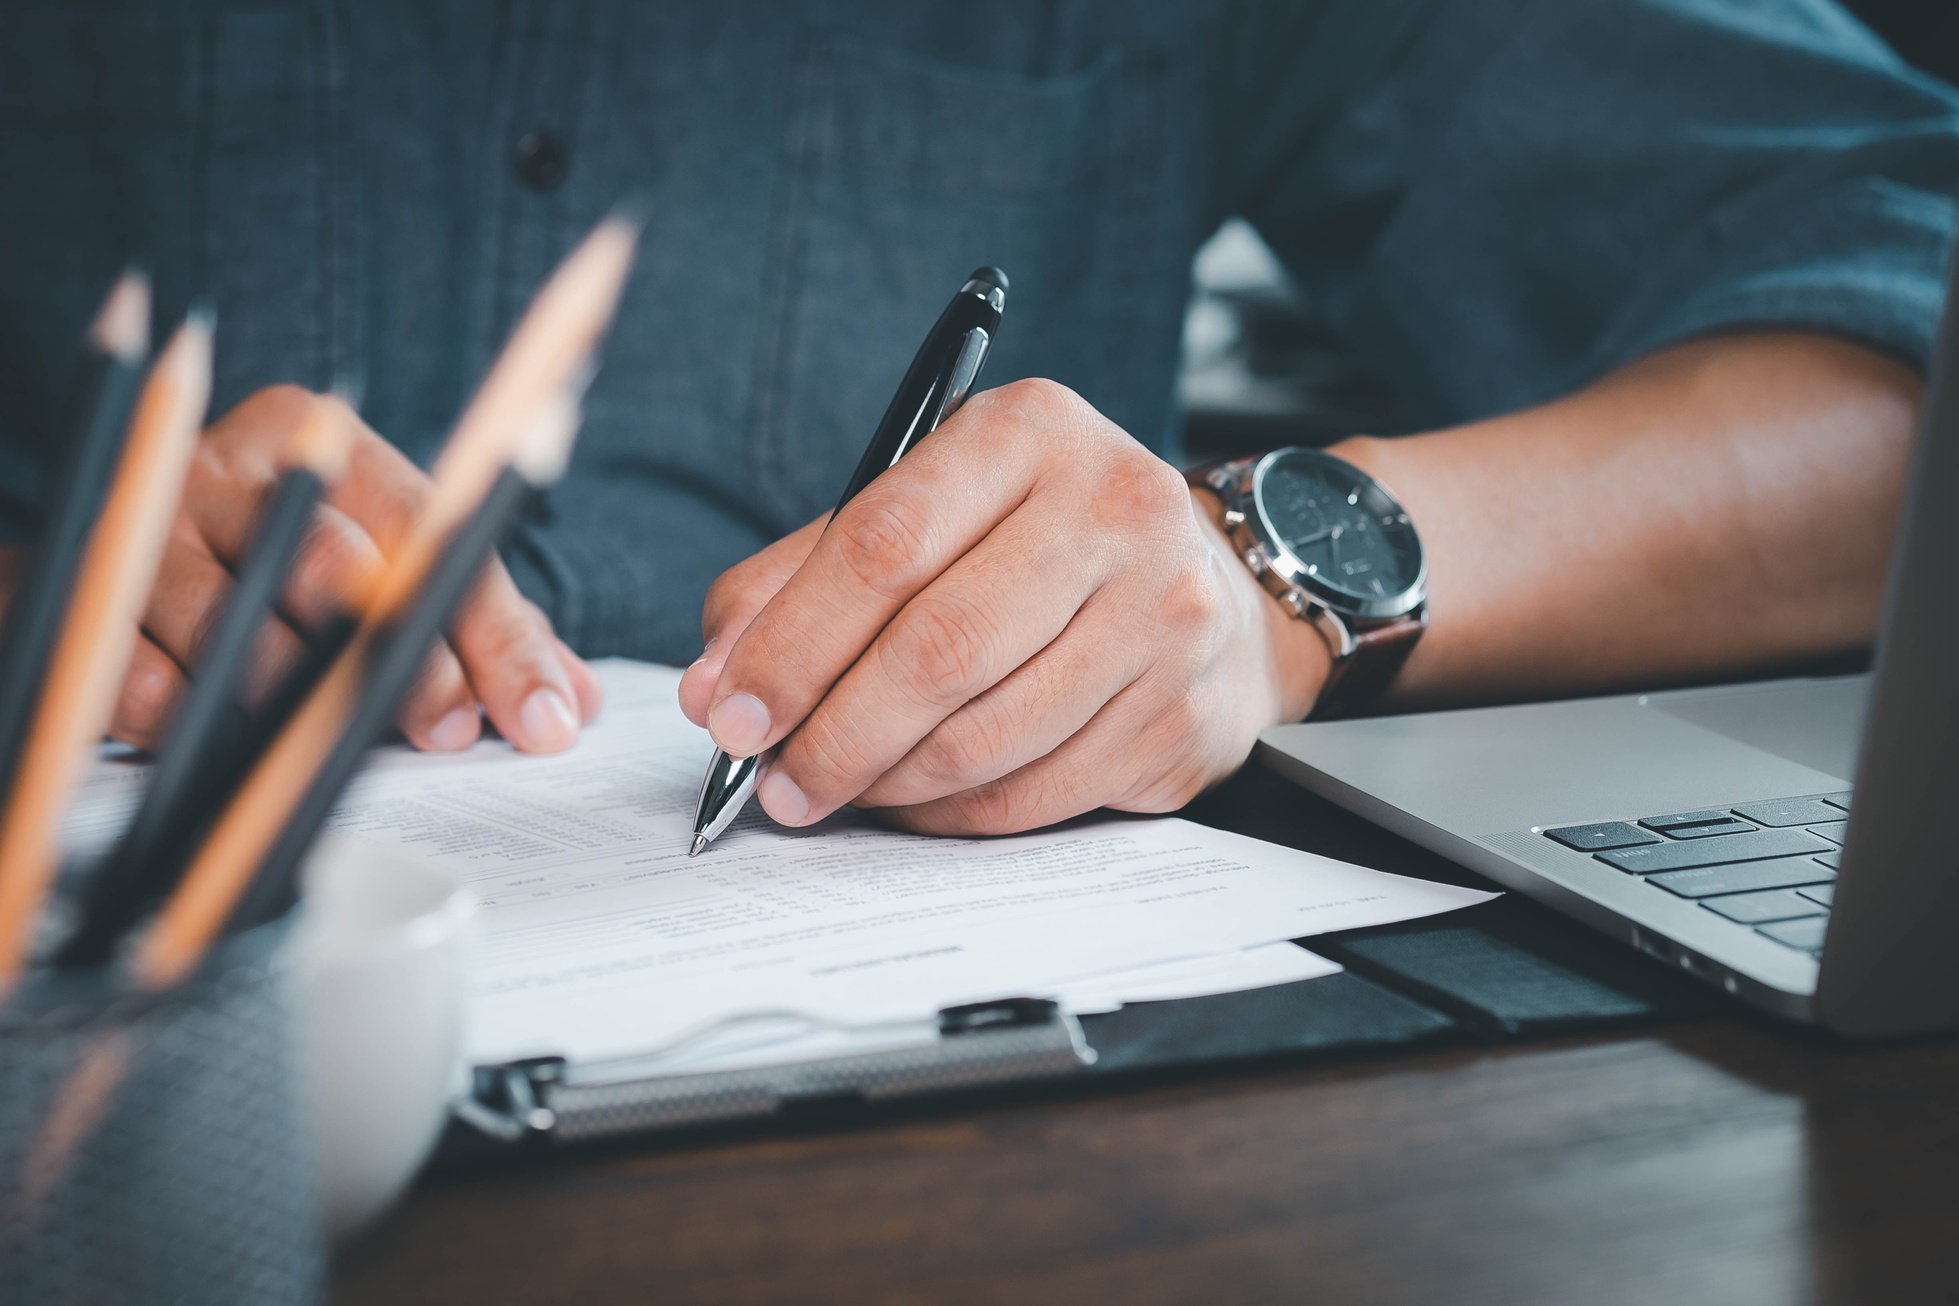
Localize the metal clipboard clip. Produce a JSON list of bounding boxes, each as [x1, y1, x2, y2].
[[454, 998, 1095, 1145]]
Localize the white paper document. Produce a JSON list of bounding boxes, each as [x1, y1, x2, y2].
[[304, 661, 1493, 1066]]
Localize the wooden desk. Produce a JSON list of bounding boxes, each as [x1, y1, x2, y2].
[[334, 776, 1959, 1305]]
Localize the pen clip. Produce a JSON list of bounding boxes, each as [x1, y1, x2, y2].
[[926, 326, 991, 431]]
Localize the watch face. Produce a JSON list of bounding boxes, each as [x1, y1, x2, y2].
[[1252, 449, 1424, 611]]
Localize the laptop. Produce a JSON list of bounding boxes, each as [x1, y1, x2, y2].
[[1257, 265, 1959, 1038]]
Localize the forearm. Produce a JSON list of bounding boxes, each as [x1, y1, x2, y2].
[[1331, 332, 1921, 710]]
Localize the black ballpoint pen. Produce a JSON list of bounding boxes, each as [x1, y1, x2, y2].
[[688, 267, 1009, 855]]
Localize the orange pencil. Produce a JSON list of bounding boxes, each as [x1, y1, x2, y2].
[[133, 213, 637, 988], [0, 311, 212, 991]]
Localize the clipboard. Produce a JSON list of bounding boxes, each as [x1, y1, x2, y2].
[[452, 997, 1095, 1147], [433, 763, 1717, 1154], [442, 892, 1712, 1153]]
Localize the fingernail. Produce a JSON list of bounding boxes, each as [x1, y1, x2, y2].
[[427, 706, 480, 751], [519, 687, 579, 752], [708, 691, 771, 756], [690, 637, 719, 667], [759, 768, 810, 825]]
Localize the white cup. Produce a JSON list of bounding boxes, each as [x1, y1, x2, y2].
[[294, 836, 473, 1241]]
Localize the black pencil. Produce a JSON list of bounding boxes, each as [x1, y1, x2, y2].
[[0, 271, 150, 808], [134, 214, 636, 988], [220, 402, 580, 937], [54, 395, 356, 968]]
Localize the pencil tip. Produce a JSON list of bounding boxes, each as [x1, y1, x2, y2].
[[688, 834, 709, 858], [511, 390, 583, 485], [89, 269, 151, 361], [607, 194, 651, 235]]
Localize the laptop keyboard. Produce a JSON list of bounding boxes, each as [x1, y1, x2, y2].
[[1544, 791, 1850, 957]]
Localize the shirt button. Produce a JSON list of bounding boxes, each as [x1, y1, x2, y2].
[[512, 130, 570, 192]]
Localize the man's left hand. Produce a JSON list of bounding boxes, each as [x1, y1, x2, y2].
[[677, 379, 1330, 836]]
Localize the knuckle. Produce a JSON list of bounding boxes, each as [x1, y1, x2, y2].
[[787, 716, 880, 793], [238, 384, 322, 438], [119, 658, 179, 737], [315, 389, 361, 428], [289, 514, 372, 604], [404, 643, 464, 708], [1104, 451, 1187, 524], [186, 443, 228, 489], [831, 494, 931, 597], [883, 593, 990, 702], [1157, 567, 1221, 637], [703, 559, 770, 632], [918, 707, 1011, 787], [990, 376, 1084, 427], [944, 779, 1027, 836]]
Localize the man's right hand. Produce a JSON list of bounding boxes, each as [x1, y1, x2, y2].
[[3, 385, 602, 754]]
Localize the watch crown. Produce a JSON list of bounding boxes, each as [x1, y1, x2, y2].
[[1240, 546, 1265, 576], [1222, 508, 1245, 528]]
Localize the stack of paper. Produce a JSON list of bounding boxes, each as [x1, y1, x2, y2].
[[304, 662, 1492, 1070]]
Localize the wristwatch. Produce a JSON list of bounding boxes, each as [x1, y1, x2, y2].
[[1188, 447, 1427, 719]]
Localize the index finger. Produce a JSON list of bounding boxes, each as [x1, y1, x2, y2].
[[704, 389, 1054, 760]]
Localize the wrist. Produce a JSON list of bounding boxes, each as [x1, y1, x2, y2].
[[1190, 486, 1333, 723]]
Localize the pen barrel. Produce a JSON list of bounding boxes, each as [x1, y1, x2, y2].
[[831, 275, 1005, 515]]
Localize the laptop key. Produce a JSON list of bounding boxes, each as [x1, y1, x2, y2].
[[1639, 808, 1755, 839], [1821, 792, 1852, 812], [1545, 821, 1660, 852], [1657, 820, 1755, 840], [1813, 851, 1842, 870], [1757, 917, 1829, 952], [1700, 889, 1827, 925], [1597, 827, 1831, 874], [1647, 857, 1835, 898], [1641, 808, 1737, 831], [1732, 797, 1842, 827], [1798, 884, 1836, 906], [1808, 821, 1848, 845]]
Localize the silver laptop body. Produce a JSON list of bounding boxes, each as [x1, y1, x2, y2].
[[1258, 266, 1959, 1038]]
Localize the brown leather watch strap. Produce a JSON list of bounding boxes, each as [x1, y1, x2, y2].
[[1310, 610, 1426, 720]]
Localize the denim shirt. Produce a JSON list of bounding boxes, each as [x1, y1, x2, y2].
[[1, 0, 1954, 664]]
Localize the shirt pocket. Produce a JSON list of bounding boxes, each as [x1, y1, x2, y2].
[[0, 4, 348, 439], [746, 33, 1168, 528]]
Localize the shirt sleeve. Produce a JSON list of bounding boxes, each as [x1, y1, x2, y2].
[[1225, 0, 1959, 429]]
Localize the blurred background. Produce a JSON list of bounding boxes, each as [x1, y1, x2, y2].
[[1178, 0, 1959, 463]]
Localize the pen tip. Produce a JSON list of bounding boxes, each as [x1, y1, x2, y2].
[[688, 833, 709, 858]]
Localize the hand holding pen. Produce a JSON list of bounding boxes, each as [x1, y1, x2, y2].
[[684, 268, 1008, 853], [679, 260, 1337, 844]]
